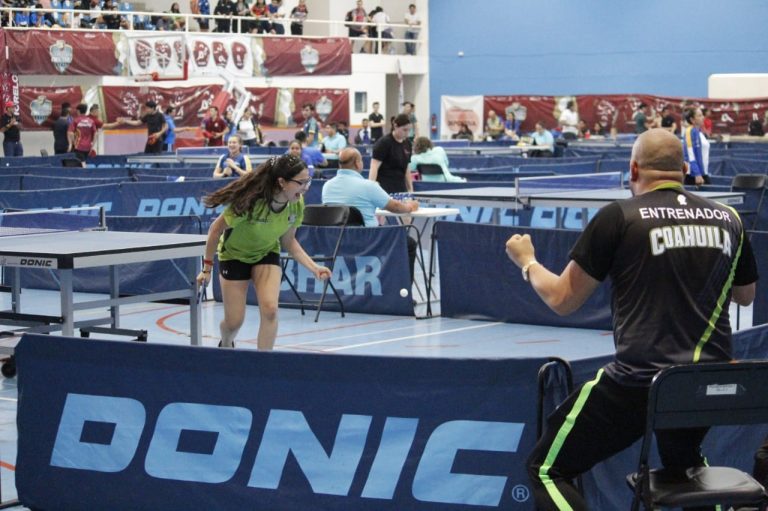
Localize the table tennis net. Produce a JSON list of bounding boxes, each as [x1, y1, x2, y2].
[[516, 172, 624, 195], [0, 208, 105, 237]]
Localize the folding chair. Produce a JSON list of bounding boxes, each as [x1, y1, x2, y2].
[[627, 361, 768, 511], [731, 174, 767, 231], [416, 163, 446, 182], [282, 205, 351, 322]]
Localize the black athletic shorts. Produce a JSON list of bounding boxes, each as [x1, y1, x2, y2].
[[218, 252, 280, 281]]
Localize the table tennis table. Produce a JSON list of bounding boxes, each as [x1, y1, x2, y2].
[[0, 230, 207, 346], [413, 186, 744, 209]]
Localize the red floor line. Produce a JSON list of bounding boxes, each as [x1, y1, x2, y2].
[[0, 461, 15, 471]]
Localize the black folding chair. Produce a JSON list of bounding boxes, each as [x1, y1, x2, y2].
[[627, 361, 768, 511], [281, 205, 351, 322], [416, 163, 445, 181], [732, 173, 767, 231]]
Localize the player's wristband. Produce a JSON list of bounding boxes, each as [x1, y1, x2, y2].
[[203, 258, 214, 266], [201, 269, 211, 274]]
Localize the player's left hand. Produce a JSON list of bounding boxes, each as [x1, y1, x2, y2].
[[313, 266, 332, 280], [505, 233, 536, 269]]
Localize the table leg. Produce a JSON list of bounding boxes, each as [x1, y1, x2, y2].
[[60, 269, 74, 336], [190, 258, 201, 346], [109, 265, 119, 328]]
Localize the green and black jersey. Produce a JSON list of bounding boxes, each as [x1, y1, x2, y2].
[[569, 183, 758, 386]]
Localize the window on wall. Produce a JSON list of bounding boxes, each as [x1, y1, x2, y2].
[[354, 92, 368, 113]]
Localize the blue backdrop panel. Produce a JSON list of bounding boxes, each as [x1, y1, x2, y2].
[[20, 174, 130, 189], [14, 216, 203, 295], [212, 225, 414, 316], [0, 174, 22, 190], [436, 222, 612, 329], [751, 231, 768, 326], [16, 335, 544, 511], [2, 166, 132, 178], [0, 183, 122, 212]]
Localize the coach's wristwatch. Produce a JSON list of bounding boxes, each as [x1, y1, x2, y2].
[[522, 260, 540, 282]]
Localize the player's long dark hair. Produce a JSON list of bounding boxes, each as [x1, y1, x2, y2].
[[203, 154, 306, 219]]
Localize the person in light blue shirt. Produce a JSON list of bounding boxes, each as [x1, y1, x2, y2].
[[321, 123, 348, 155], [322, 147, 419, 282], [530, 122, 554, 157], [407, 137, 466, 183]]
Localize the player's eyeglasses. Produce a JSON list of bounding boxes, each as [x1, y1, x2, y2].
[[289, 178, 312, 188]]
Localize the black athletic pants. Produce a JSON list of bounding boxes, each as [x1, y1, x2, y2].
[[528, 368, 712, 511]]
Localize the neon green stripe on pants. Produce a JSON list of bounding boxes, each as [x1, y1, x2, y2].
[[537, 369, 604, 510]]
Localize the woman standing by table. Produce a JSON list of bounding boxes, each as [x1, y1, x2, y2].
[[368, 113, 413, 194], [198, 154, 331, 350]]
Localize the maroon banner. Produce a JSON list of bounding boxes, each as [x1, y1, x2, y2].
[[5, 30, 119, 76], [485, 94, 768, 135], [292, 89, 350, 129], [263, 38, 352, 76], [17, 87, 83, 130], [101, 84, 223, 126]]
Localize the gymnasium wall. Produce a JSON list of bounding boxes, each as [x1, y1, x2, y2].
[[428, 0, 768, 121]]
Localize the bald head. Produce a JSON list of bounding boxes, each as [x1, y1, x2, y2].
[[339, 147, 363, 171], [631, 128, 684, 173]]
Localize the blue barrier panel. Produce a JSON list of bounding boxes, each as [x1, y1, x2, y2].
[[0, 166, 131, 178], [14, 216, 203, 295], [20, 174, 130, 189], [751, 231, 768, 326], [0, 183, 122, 212], [16, 334, 541, 510], [436, 222, 612, 329], [212, 225, 414, 316], [0, 174, 23, 190]]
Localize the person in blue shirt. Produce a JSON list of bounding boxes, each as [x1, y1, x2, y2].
[[291, 132, 326, 177], [530, 122, 554, 157], [322, 147, 419, 282], [321, 123, 348, 155], [682, 107, 711, 186], [213, 135, 253, 178]]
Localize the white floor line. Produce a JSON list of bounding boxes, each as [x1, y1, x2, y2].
[[279, 319, 463, 349], [0, 397, 17, 402], [323, 322, 505, 352]]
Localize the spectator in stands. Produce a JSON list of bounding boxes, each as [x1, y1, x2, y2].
[[1, 100, 22, 157], [323, 147, 419, 282], [250, 0, 270, 33], [321, 123, 347, 155], [354, 118, 372, 145], [96, 0, 122, 29], [223, 110, 239, 143], [237, 108, 263, 148], [192, 0, 210, 31], [198, 154, 330, 350], [213, 135, 253, 178], [558, 100, 579, 140], [370, 6, 393, 54], [267, 0, 286, 34], [122, 100, 167, 154], [289, 0, 307, 35], [634, 103, 652, 134], [167, 2, 186, 30], [67, 103, 97, 162], [213, 0, 232, 32], [408, 136, 466, 183], [577, 119, 591, 139], [291, 131, 326, 177], [592, 121, 609, 137], [682, 107, 710, 186], [701, 107, 714, 137], [52, 102, 72, 155], [452, 122, 474, 141], [201, 106, 228, 147], [530, 122, 554, 157], [345, 0, 369, 53], [337, 121, 350, 143], [231, 0, 248, 32], [301, 103, 320, 147], [404, 3, 420, 55], [369, 113, 413, 194], [484, 110, 504, 140], [502, 110, 520, 141], [368, 101, 385, 142]]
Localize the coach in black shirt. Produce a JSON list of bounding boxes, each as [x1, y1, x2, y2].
[[505, 128, 758, 511]]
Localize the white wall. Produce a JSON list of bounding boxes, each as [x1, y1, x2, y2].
[[709, 74, 768, 99]]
